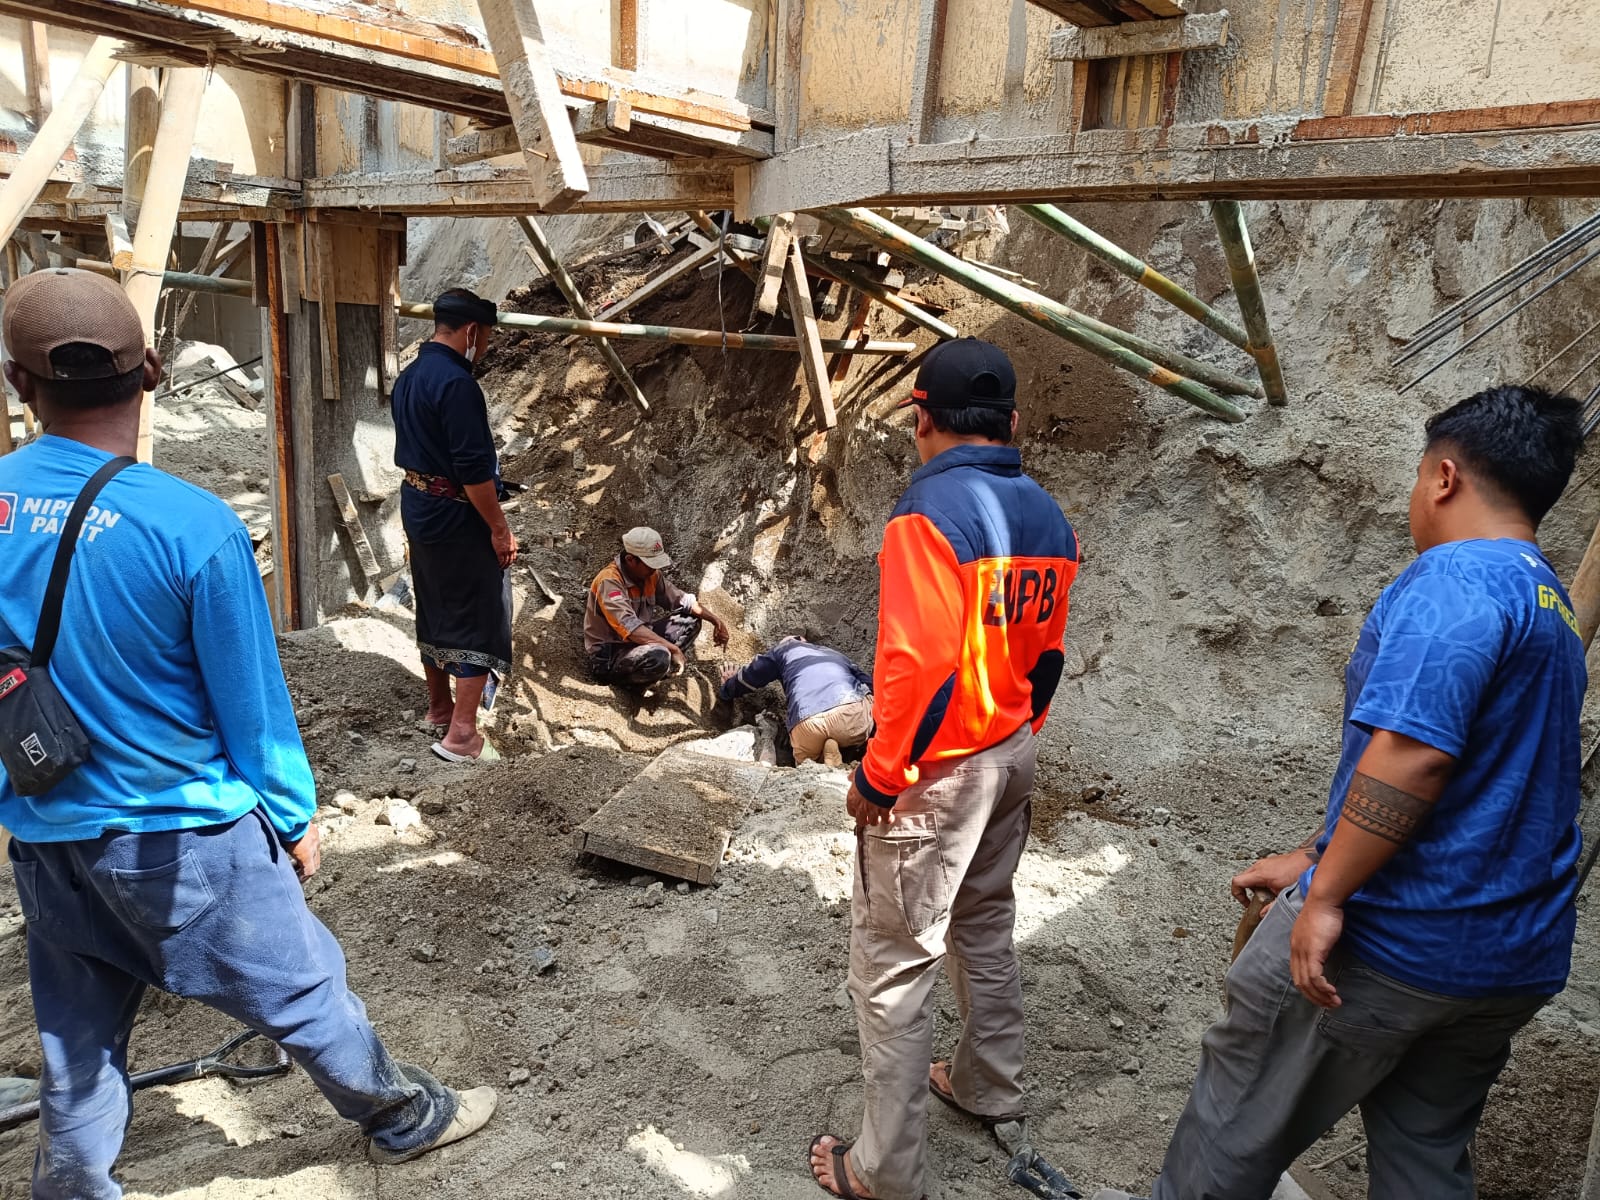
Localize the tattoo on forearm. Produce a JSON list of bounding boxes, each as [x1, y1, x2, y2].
[[1295, 829, 1322, 863], [1341, 772, 1435, 844]]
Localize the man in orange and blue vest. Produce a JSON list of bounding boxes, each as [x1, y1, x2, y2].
[[809, 338, 1080, 1200]]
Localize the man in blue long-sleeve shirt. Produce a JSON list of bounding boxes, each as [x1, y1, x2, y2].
[[719, 636, 873, 763], [0, 269, 495, 1199]]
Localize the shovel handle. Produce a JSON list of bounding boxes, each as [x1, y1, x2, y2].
[[1231, 889, 1269, 963]]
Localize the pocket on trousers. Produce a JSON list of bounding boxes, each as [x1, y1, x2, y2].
[[870, 812, 948, 937], [9, 859, 40, 926], [1315, 963, 1443, 1054], [111, 851, 217, 934]]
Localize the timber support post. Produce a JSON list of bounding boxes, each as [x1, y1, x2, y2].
[[1210, 200, 1290, 406]]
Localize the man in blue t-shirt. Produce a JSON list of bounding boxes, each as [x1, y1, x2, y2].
[[1095, 386, 1586, 1200], [0, 270, 495, 1198], [391, 287, 516, 764]]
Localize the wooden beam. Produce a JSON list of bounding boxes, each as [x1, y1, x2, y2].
[[444, 123, 521, 166], [571, 104, 774, 159], [1323, 0, 1375, 118], [592, 240, 724, 322], [830, 290, 874, 383], [377, 227, 399, 400], [19, 20, 50, 123], [302, 159, 735, 215], [1048, 13, 1230, 60], [263, 222, 299, 628], [907, 0, 947, 145], [122, 63, 159, 228], [313, 222, 340, 400], [103, 211, 134, 271], [810, 254, 958, 340], [476, 0, 590, 210], [171, 218, 230, 336], [515, 214, 651, 416], [0, 37, 120, 251], [1026, 0, 1117, 27], [126, 65, 205, 464], [774, 0, 803, 152], [782, 239, 836, 431], [327, 472, 382, 586], [750, 212, 794, 320], [615, 0, 639, 71]]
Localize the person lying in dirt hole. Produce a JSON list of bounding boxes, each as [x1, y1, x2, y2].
[[0, 269, 497, 1200], [583, 525, 732, 686], [1091, 385, 1587, 1200], [718, 635, 873, 765]]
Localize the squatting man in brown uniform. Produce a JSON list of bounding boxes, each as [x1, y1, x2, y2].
[[809, 339, 1081, 1200], [584, 526, 732, 685]]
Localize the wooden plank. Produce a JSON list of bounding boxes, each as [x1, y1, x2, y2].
[[782, 238, 836, 431], [750, 212, 794, 320], [103, 211, 134, 272], [574, 740, 771, 885], [515, 214, 650, 415], [570, 104, 774, 159], [444, 123, 521, 166], [127, 66, 206, 465], [592, 240, 722, 322], [170, 218, 229, 335], [1323, 0, 1375, 118], [1025, 0, 1117, 27], [327, 472, 382, 585], [615, 0, 638, 71], [377, 228, 399, 401], [19, 20, 50, 123], [132, 0, 763, 131], [1296, 99, 1600, 141], [477, 0, 591, 211], [1049, 13, 1230, 60], [907, 0, 947, 145], [829, 290, 874, 383], [774, 0, 803, 152], [314, 221, 340, 400]]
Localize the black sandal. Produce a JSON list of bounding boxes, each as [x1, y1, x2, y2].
[[808, 1134, 863, 1199]]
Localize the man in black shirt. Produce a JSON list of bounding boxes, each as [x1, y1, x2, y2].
[[392, 288, 516, 763]]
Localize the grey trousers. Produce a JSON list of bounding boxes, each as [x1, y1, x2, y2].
[[848, 725, 1037, 1200], [1153, 884, 1547, 1200]]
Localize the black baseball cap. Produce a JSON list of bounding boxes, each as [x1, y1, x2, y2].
[[898, 338, 1016, 411], [433, 288, 499, 327]]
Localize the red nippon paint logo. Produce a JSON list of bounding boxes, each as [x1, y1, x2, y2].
[[0, 493, 14, 535]]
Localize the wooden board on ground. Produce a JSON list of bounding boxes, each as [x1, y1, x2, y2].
[[326, 472, 381, 585], [574, 730, 771, 884]]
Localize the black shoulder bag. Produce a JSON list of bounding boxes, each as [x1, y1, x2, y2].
[[0, 455, 135, 796]]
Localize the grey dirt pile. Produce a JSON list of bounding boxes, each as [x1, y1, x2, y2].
[[0, 197, 1597, 1198]]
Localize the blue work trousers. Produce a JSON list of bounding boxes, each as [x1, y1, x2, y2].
[[7, 809, 456, 1199]]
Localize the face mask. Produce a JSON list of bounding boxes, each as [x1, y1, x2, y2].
[[464, 342, 476, 365]]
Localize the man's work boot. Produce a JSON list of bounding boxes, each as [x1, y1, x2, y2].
[[368, 1086, 498, 1164]]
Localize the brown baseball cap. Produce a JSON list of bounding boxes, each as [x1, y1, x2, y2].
[[3, 268, 146, 381]]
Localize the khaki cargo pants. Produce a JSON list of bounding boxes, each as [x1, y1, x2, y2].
[[790, 696, 875, 764], [848, 724, 1037, 1200]]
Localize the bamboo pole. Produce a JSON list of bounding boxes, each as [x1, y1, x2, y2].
[[127, 67, 207, 463], [1210, 200, 1289, 406], [123, 64, 161, 229], [1019, 204, 1251, 350], [0, 37, 122, 250], [808, 254, 959, 341], [515, 215, 651, 416], [1570, 519, 1600, 651], [816, 207, 1247, 423], [399, 301, 914, 355]]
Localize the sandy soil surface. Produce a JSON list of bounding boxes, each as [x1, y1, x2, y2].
[[1, 198, 1598, 1199]]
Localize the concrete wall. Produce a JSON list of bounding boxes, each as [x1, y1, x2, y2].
[[792, 0, 1600, 143]]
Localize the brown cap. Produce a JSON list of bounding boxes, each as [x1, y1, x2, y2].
[[3, 268, 146, 381]]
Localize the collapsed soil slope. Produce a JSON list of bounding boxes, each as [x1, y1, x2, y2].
[[0, 198, 1595, 1198]]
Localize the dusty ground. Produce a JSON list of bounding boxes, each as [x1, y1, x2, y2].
[[1, 197, 1598, 1198]]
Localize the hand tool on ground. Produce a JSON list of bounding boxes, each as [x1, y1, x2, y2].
[[993, 1118, 1083, 1200], [0, 1028, 290, 1131]]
